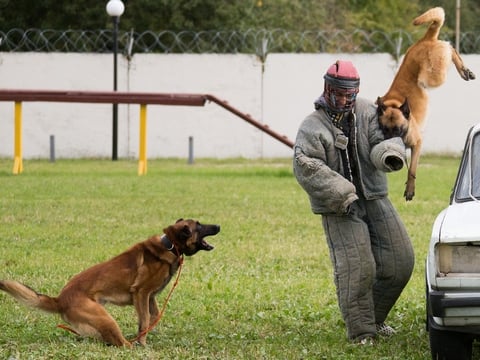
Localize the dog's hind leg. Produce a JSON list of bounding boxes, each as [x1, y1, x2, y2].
[[416, 43, 450, 88], [63, 300, 132, 348], [96, 317, 132, 348], [451, 46, 475, 81]]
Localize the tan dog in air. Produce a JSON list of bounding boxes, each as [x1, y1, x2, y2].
[[0, 219, 220, 347], [376, 7, 475, 200]]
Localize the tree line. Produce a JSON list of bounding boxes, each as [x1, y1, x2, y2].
[[0, 0, 479, 36]]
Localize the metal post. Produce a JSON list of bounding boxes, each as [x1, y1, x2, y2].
[[455, 0, 461, 53], [13, 101, 23, 174], [112, 16, 119, 161], [49, 135, 55, 162], [188, 136, 194, 164], [138, 104, 147, 175]]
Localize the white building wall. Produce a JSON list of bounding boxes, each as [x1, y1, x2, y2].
[[0, 52, 478, 159]]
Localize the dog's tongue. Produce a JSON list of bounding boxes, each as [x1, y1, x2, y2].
[[201, 239, 214, 251]]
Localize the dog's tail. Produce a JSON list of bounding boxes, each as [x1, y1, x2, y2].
[[0, 280, 60, 313], [413, 7, 445, 41]]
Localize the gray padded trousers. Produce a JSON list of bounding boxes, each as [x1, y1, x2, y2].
[[322, 196, 414, 340]]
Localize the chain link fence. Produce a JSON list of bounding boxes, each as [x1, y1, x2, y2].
[[1, 29, 480, 58]]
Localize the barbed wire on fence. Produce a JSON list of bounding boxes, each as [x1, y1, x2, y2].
[[0, 28, 479, 58]]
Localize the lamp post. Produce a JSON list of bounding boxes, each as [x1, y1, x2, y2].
[[106, 0, 124, 161]]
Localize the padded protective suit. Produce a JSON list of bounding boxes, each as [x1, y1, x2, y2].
[[293, 97, 414, 340]]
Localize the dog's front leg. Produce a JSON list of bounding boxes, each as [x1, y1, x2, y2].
[[149, 295, 160, 326], [133, 292, 151, 346], [405, 141, 421, 201]]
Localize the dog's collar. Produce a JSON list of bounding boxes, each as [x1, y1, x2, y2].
[[160, 235, 176, 253]]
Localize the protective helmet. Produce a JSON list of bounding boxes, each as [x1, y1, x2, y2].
[[323, 60, 360, 112]]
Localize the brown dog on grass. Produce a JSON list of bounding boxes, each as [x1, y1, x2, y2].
[[0, 219, 220, 347], [376, 7, 475, 200]]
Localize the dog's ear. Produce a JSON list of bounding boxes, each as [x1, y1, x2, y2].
[[175, 218, 184, 223], [179, 225, 192, 240], [376, 97, 386, 115], [400, 98, 411, 120]]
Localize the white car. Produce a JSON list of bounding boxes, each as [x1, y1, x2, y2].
[[426, 122, 480, 360]]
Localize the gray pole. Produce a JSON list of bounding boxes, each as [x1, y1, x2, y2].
[[112, 16, 119, 161], [188, 136, 194, 164]]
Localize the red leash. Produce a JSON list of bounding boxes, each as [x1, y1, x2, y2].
[[56, 323, 80, 336]]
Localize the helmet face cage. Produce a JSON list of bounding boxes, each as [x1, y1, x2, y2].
[[324, 82, 359, 112]]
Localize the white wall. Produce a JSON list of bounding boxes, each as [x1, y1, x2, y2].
[[0, 52, 478, 159]]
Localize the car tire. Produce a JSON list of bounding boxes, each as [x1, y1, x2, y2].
[[429, 325, 473, 360]]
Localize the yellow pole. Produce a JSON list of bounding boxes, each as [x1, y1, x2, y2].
[[138, 104, 147, 175], [13, 101, 23, 174]]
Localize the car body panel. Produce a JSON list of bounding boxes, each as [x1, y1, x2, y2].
[[439, 201, 480, 244], [426, 123, 480, 340]]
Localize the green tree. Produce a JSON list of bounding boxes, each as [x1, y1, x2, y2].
[[1, 0, 479, 33], [348, 0, 420, 32], [0, 0, 106, 29]]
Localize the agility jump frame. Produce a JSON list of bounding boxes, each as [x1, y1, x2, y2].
[[0, 90, 293, 175]]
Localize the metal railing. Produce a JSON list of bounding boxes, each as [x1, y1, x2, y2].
[[0, 89, 293, 175], [1, 28, 479, 57]]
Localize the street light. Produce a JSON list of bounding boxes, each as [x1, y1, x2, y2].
[[106, 0, 124, 161]]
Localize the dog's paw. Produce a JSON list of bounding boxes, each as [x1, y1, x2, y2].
[[462, 67, 476, 81], [404, 178, 416, 201], [404, 185, 415, 201], [404, 191, 415, 201]]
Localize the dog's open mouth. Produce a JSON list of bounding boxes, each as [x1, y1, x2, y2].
[[201, 238, 214, 251], [199, 224, 220, 251]]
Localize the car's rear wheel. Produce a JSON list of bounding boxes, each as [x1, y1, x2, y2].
[[429, 325, 473, 360]]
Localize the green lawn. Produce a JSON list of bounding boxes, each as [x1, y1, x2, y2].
[[0, 156, 463, 359]]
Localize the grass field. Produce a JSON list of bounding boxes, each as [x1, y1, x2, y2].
[[0, 156, 464, 359]]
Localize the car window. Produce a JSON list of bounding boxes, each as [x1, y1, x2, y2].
[[455, 132, 480, 201]]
